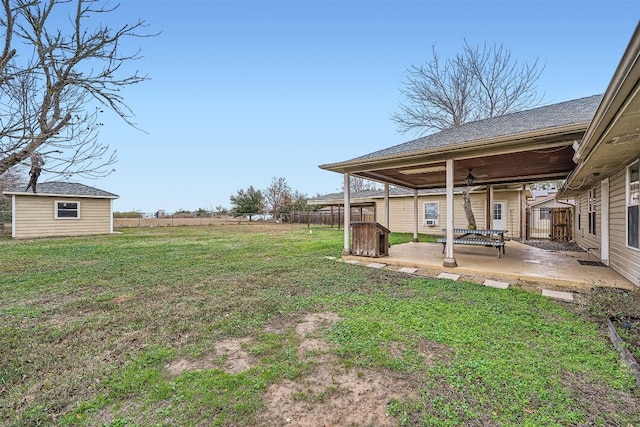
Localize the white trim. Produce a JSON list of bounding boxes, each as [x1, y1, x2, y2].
[[2, 191, 117, 199], [54, 200, 81, 219], [601, 179, 610, 265], [11, 194, 16, 238], [110, 199, 114, 233]]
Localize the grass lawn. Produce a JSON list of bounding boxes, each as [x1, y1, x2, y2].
[[1, 224, 639, 426]]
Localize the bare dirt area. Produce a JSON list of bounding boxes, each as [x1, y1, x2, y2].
[[163, 312, 420, 426]]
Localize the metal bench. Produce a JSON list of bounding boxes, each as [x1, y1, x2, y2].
[[436, 237, 506, 258]]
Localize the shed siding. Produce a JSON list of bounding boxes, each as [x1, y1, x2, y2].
[[375, 190, 522, 239], [13, 196, 113, 239], [609, 168, 640, 286]]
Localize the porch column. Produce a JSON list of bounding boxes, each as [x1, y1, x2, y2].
[[486, 185, 494, 229], [384, 182, 390, 230], [343, 173, 351, 256], [413, 188, 419, 242], [443, 159, 457, 267], [521, 184, 527, 241]]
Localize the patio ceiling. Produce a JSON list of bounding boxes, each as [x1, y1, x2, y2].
[[321, 126, 587, 190]]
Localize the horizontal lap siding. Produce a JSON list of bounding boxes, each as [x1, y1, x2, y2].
[[609, 168, 640, 286], [14, 196, 112, 239], [375, 190, 523, 239]]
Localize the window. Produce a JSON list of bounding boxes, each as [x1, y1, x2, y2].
[[588, 187, 597, 235], [55, 201, 80, 219], [423, 202, 439, 226], [628, 160, 639, 249], [577, 194, 581, 231], [493, 203, 503, 221], [539, 207, 551, 220]]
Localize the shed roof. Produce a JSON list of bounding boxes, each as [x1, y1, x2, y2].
[[3, 182, 119, 199]]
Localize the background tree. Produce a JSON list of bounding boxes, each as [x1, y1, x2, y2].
[[0, 166, 25, 211], [0, 0, 153, 183], [264, 177, 291, 221], [343, 176, 381, 193], [392, 41, 543, 226], [230, 186, 264, 222], [391, 41, 543, 136]]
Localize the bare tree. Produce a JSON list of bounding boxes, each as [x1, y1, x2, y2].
[[0, 0, 154, 184], [264, 176, 291, 221], [342, 176, 381, 193], [392, 41, 543, 136]]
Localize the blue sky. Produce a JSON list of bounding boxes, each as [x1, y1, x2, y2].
[[66, 0, 638, 213]]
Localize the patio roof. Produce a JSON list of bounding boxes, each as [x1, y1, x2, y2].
[[320, 95, 602, 189]]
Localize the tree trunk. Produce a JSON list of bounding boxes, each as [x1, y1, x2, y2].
[[463, 187, 476, 228]]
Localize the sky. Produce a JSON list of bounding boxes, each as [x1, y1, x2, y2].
[[40, 0, 640, 213]]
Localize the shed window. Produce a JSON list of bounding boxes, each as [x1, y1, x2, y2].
[[55, 201, 80, 219], [539, 207, 551, 220], [588, 187, 596, 236], [628, 160, 639, 249]]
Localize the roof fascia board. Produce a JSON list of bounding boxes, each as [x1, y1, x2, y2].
[[3, 191, 119, 199]]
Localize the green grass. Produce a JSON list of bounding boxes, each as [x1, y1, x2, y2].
[[1, 224, 638, 426]]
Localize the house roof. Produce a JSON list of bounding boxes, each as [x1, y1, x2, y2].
[[559, 23, 640, 197], [347, 95, 602, 164], [319, 95, 601, 190], [3, 181, 119, 199], [308, 184, 529, 206]]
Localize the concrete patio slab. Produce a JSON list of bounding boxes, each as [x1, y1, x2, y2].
[[341, 240, 635, 292], [366, 262, 387, 269], [542, 289, 575, 302], [484, 279, 509, 289], [398, 267, 419, 274], [437, 272, 461, 281]]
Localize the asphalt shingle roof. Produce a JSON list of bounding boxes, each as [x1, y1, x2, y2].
[[348, 95, 603, 163], [4, 181, 118, 198]]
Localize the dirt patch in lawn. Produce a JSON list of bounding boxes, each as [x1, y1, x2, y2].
[[259, 312, 418, 427], [166, 337, 255, 376]]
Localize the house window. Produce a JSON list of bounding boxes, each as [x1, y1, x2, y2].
[[493, 203, 503, 221], [55, 201, 80, 219], [423, 202, 439, 226], [628, 160, 639, 249], [588, 187, 597, 235], [539, 207, 551, 220]]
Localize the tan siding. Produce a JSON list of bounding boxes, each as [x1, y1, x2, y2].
[[14, 196, 112, 239], [374, 189, 523, 239], [609, 167, 640, 286]]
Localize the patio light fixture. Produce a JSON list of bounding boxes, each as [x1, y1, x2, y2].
[[465, 169, 476, 186]]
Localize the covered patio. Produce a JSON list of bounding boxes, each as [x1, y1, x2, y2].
[[343, 240, 636, 291], [320, 95, 602, 269]]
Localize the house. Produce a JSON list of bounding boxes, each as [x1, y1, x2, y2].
[[2, 182, 119, 239], [320, 94, 601, 266], [557, 23, 640, 286], [309, 184, 531, 239]]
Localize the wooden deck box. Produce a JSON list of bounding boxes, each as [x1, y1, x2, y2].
[[351, 222, 390, 257]]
